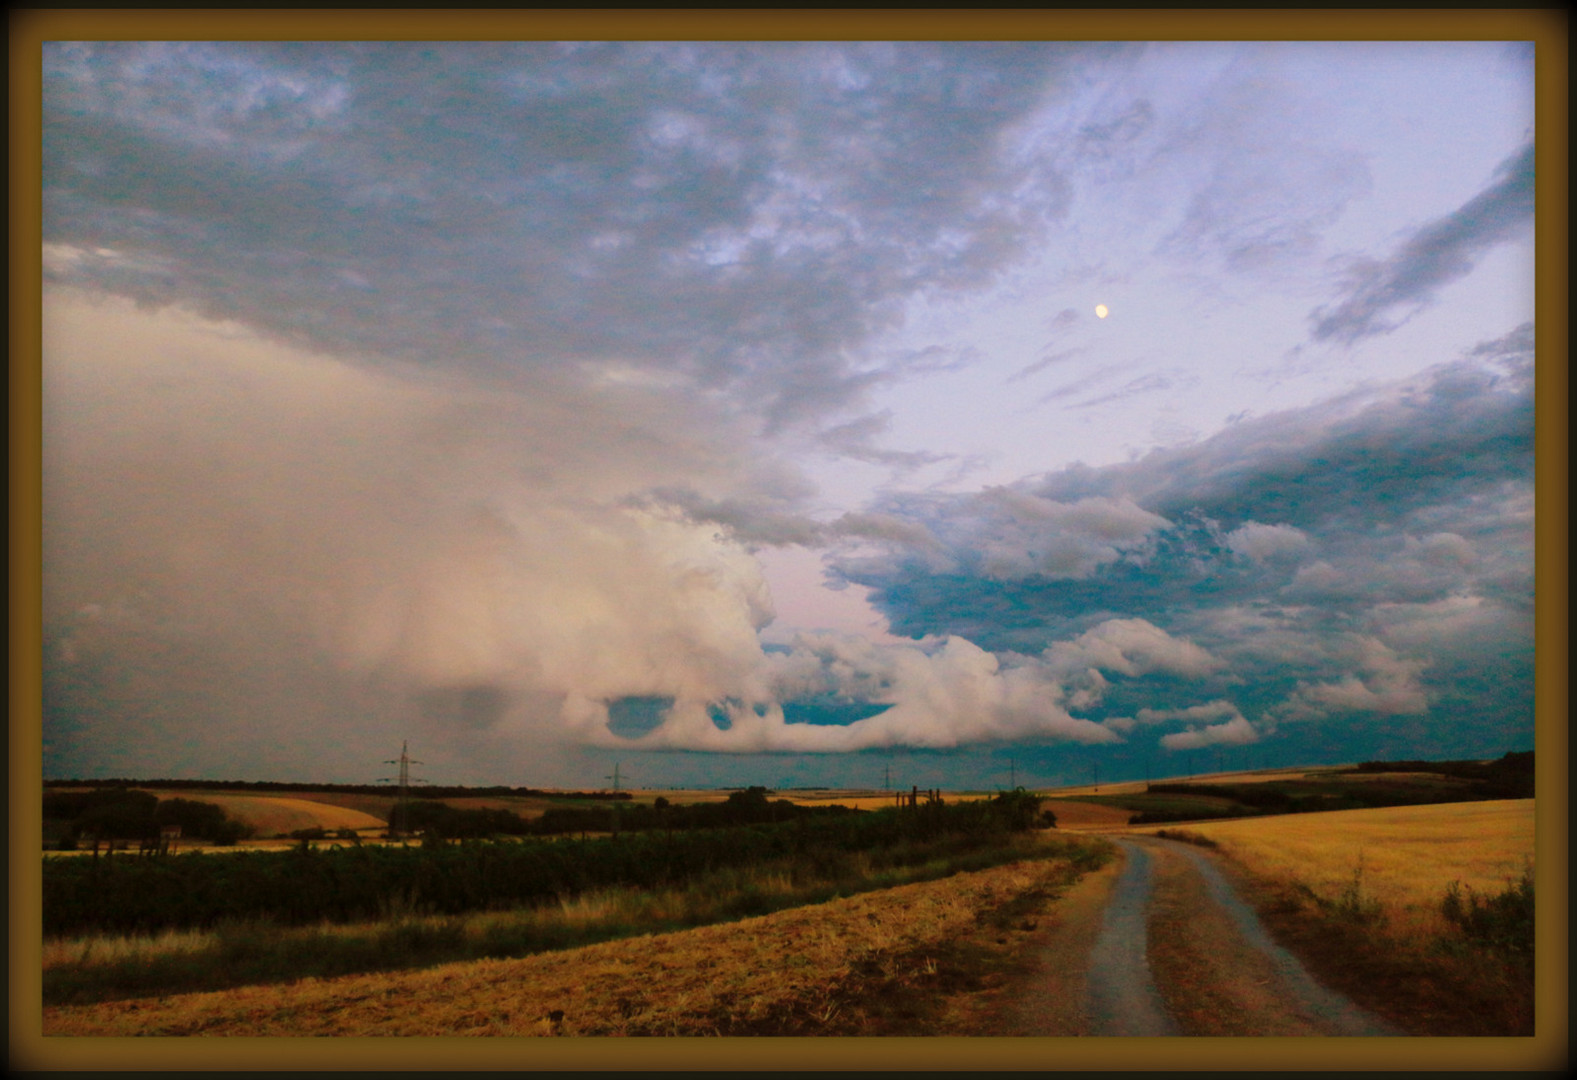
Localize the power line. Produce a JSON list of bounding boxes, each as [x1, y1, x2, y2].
[[379, 740, 425, 836]]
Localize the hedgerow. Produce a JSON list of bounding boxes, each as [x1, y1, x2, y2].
[[44, 791, 1048, 937]]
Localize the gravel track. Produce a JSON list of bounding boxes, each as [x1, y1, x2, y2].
[[1020, 835, 1400, 1036], [1157, 840, 1399, 1035], [1084, 841, 1178, 1035]]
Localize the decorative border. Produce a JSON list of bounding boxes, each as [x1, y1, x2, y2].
[[11, 8, 1567, 1072]]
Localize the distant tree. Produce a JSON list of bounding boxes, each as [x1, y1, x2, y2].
[[153, 798, 232, 840], [74, 790, 158, 840], [989, 787, 1045, 831]]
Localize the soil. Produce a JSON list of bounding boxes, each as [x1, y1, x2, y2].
[[995, 835, 1397, 1037], [1043, 801, 1135, 830], [980, 853, 1122, 1035]]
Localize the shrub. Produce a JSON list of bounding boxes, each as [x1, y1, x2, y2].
[[987, 788, 1045, 831], [72, 789, 159, 840], [1441, 863, 1534, 955], [211, 820, 251, 845]]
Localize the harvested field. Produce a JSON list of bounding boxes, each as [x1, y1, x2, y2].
[[1044, 780, 1149, 799], [141, 793, 386, 836], [1129, 798, 1534, 936], [408, 795, 559, 819], [1155, 767, 1347, 785], [1045, 800, 1134, 830], [43, 856, 1084, 1037], [242, 790, 400, 820], [1312, 771, 1474, 786]]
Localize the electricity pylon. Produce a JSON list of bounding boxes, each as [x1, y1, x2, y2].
[[379, 740, 425, 837], [604, 763, 629, 837]]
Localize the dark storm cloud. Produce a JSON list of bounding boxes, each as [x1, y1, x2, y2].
[[826, 334, 1534, 753], [1309, 141, 1534, 345], [43, 41, 1102, 432], [837, 341, 1532, 638], [40, 42, 1534, 784]]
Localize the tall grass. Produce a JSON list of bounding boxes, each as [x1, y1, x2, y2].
[[1141, 803, 1535, 1035], [45, 831, 1107, 1007], [1438, 861, 1534, 956], [45, 855, 1098, 1037], [1327, 851, 1385, 926]]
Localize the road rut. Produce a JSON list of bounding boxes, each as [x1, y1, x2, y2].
[[1085, 841, 1177, 1035], [1154, 840, 1398, 1035], [1005, 836, 1400, 1036]]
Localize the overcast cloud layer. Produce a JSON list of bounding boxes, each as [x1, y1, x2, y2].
[[42, 42, 1535, 788]]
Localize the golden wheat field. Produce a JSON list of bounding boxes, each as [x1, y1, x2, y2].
[[42, 856, 1072, 1037], [150, 793, 387, 836], [1132, 798, 1535, 935]]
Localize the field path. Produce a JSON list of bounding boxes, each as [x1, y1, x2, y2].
[[1006, 836, 1398, 1036], [1084, 841, 1178, 1035], [1151, 839, 1398, 1035]]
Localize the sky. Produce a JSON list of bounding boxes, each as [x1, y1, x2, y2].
[[40, 41, 1537, 791]]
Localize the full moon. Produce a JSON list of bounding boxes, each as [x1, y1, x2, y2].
[[1095, 304, 1109, 318]]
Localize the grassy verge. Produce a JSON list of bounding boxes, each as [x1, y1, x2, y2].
[[45, 831, 1104, 1007], [44, 841, 1114, 1037], [1135, 800, 1534, 1035], [797, 855, 1104, 1036], [1218, 853, 1534, 1035]]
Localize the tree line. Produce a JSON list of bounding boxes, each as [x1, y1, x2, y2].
[[43, 788, 254, 848], [44, 778, 629, 800]]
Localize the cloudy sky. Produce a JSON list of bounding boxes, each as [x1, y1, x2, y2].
[[41, 41, 1537, 790]]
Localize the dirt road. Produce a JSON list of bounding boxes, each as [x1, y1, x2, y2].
[[1001, 836, 1398, 1036]]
